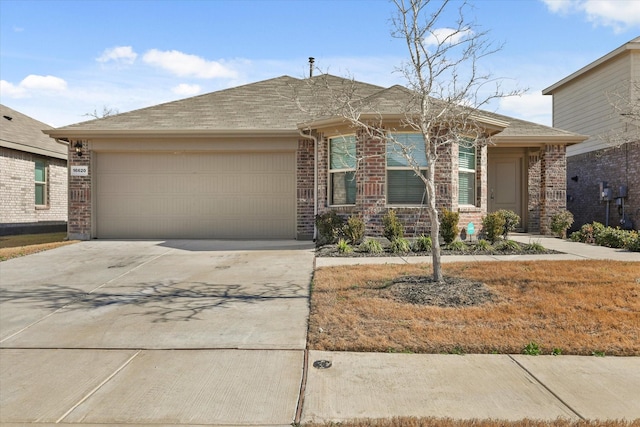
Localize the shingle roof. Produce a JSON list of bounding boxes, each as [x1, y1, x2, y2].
[[0, 104, 66, 159], [58, 75, 384, 131], [50, 74, 585, 142]]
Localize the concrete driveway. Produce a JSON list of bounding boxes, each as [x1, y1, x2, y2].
[[0, 240, 315, 425]]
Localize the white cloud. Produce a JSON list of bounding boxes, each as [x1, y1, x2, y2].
[[1, 75, 68, 98], [172, 83, 202, 96], [97, 46, 138, 65], [542, 0, 640, 33], [142, 49, 238, 79], [499, 93, 552, 126], [424, 28, 473, 47]]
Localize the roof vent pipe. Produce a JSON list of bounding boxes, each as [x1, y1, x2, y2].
[[309, 57, 315, 78]]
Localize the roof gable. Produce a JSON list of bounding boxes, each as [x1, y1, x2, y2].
[[0, 104, 66, 159]]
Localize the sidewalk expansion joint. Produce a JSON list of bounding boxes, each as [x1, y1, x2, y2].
[[508, 355, 585, 420], [294, 348, 309, 424], [55, 350, 141, 423]]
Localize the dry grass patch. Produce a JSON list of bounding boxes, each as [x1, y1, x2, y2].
[[303, 418, 638, 427], [309, 261, 640, 355], [0, 233, 77, 261]]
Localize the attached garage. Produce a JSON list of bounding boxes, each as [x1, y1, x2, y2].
[[94, 150, 296, 239]]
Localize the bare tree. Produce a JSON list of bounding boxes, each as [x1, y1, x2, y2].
[[296, 0, 523, 282], [604, 79, 640, 147], [83, 105, 119, 120]]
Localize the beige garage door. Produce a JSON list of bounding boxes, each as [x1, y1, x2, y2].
[[95, 152, 296, 239]]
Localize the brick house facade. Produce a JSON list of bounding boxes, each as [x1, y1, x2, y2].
[[46, 75, 584, 241], [1, 105, 67, 235]]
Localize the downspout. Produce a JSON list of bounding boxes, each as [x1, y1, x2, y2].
[[298, 129, 318, 240]]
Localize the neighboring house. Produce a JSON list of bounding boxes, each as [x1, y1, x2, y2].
[[44, 75, 585, 241], [543, 37, 640, 231], [0, 104, 67, 235]]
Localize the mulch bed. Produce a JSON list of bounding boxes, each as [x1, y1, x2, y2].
[[389, 275, 498, 307]]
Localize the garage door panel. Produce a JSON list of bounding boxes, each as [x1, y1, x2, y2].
[[96, 152, 296, 239]]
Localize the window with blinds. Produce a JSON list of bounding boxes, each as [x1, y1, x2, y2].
[[35, 160, 47, 206], [329, 135, 357, 205], [386, 133, 428, 205], [458, 143, 476, 205]]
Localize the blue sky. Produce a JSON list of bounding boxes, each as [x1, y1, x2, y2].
[[1, 0, 639, 127]]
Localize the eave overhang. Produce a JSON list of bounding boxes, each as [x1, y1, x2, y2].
[[43, 128, 301, 140], [491, 134, 588, 147]]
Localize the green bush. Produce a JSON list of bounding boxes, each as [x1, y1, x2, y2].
[[495, 239, 521, 252], [570, 221, 605, 244], [315, 211, 345, 245], [524, 242, 546, 253], [496, 209, 521, 239], [413, 234, 432, 252], [382, 209, 404, 242], [390, 237, 411, 254], [626, 232, 640, 252], [474, 239, 492, 251], [482, 212, 505, 243], [336, 238, 353, 253], [343, 215, 365, 244], [440, 208, 460, 244], [445, 240, 467, 251], [360, 238, 384, 254], [550, 210, 574, 239], [596, 226, 630, 249]]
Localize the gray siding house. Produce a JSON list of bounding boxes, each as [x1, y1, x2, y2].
[[1, 104, 68, 235], [543, 37, 640, 231]]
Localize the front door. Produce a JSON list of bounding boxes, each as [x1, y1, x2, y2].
[[488, 149, 526, 231]]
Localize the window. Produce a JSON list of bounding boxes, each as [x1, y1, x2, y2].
[[387, 133, 428, 205], [458, 142, 476, 205], [35, 160, 47, 206], [329, 135, 356, 205]]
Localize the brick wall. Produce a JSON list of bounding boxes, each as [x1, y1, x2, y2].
[[527, 150, 541, 232], [67, 140, 92, 240], [314, 132, 488, 239], [297, 136, 315, 239], [540, 144, 567, 234], [566, 141, 639, 231], [0, 147, 67, 230]]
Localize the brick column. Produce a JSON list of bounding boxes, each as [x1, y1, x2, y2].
[[527, 150, 541, 233], [540, 144, 567, 235], [358, 130, 387, 236], [68, 140, 91, 240], [297, 136, 315, 240]]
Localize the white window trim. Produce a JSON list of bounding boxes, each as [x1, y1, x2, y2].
[[328, 135, 357, 206], [35, 159, 48, 207], [458, 144, 477, 207], [386, 133, 428, 207]]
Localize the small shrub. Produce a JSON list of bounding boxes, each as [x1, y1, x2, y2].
[[360, 238, 383, 254], [474, 239, 492, 251], [343, 215, 365, 244], [596, 226, 628, 248], [315, 211, 345, 245], [445, 240, 467, 251], [440, 209, 460, 244], [550, 210, 574, 239], [592, 350, 606, 357], [336, 238, 353, 253], [482, 212, 505, 243], [523, 241, 546, 253], [496, 209, 521, 239], [413, 234, 432, 252], [495, 239, 521, 252], [390, 237, 411, 254], [626, 232, 640, 252], [552, 348, 562, 356], [523, 341, 541, 355], [382, 209, 404, 241]]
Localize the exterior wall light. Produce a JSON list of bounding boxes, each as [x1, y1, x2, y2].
[[74, 141, 83, 156]]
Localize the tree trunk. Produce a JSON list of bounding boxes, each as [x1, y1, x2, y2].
[[425, 172, 443, 283]]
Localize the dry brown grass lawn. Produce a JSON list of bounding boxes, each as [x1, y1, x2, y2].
[[0, 233, 77, 261], [303, 418, 638, 427], [308, 261, 640, 356]]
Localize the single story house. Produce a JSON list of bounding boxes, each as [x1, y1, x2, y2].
[[44, 75, 586, 241], [1, 104, 67, 235], [543, 37, 639, 231]]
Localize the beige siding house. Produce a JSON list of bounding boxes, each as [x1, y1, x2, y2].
[[543, 37, 640, 230], [1, 104, 68, 235], [44, 75, 585, 241]]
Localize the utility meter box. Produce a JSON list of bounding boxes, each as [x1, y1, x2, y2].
[[600, 182, 613, 201]]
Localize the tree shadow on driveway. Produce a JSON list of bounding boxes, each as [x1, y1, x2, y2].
[[0, 280, 308, 323]]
